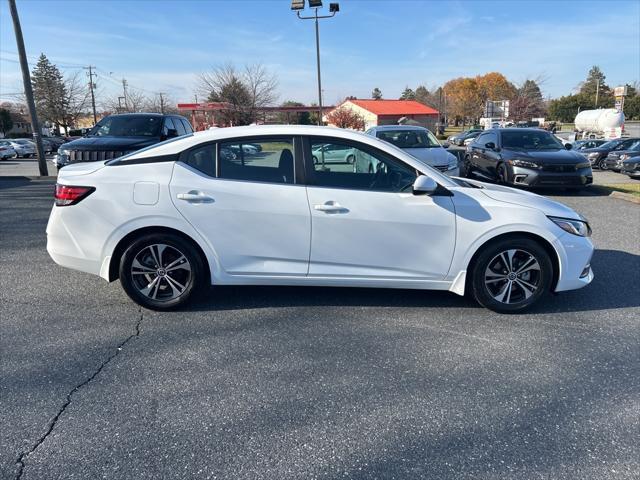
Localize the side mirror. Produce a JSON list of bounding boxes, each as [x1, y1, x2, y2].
[[565, 143, 572, 150], [167, 128, 179, 138], [413, 175, 438, 195], [441, 142, 450, 149], [485, 142, 496, 150]]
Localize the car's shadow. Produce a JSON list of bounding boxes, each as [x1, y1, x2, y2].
[[184, 249, 639, 314]]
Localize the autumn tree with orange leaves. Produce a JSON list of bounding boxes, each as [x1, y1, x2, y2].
[[443, 72, 517, 124]]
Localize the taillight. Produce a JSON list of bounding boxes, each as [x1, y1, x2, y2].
[[54, 184, 95, 206]]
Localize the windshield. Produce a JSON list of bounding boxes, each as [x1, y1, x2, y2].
[[501, 131, 564, 150], [15, 139, 33, 144], [377, 129, 441, 149], [89, 115, 162, 137], [628, 141, 640, 151], [600, 140, 622, 149]]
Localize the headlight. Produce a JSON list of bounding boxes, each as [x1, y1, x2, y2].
[[620, 154, 630, 161], [587, 152, 599, 159], [509, 159, 541, 169], [575, 162, 591, 169], [548, 216, 591, 237]]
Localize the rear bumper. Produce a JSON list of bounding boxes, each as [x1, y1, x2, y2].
[[510, 166, 593, 188], [46, 205, 104, 277]]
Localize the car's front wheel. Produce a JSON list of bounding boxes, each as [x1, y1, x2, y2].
[[470, 236, 553, 313], [599, 159, 608, 170], [460, 156, 473, 177], [119, 233, 204, 310]]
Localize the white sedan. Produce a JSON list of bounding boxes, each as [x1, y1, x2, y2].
[[47, 125, 594, 313]]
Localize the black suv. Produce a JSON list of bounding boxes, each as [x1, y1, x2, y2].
[[462, 128, 593, 188], [56, 113, 193, 167]]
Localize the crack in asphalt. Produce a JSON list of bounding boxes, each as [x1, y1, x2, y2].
[[13, 308, 144, 480]]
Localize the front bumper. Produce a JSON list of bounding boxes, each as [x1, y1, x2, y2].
[[510, 166, 593, 188], [553, 232, 594, 293]]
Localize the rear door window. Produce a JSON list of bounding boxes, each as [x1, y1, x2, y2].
[[218, 138, 295, 184], [173, 117, 186, 136]]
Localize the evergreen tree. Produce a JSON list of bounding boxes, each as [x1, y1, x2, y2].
[[415, 85, 430, 105], [399, 87, 416, 101], [31, 53, 67, 128]]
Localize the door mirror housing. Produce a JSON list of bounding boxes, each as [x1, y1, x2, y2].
[[441, 142, 450, 149], [167, 128, 179, 138], [565, 143, 572, 150], [413, 175, 438, 195]]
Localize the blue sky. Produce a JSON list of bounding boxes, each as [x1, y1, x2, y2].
[[1, 0, 639, 107]]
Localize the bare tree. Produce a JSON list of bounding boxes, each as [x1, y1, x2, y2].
[[60, 71, 91, 130], [196, 63, 278, 125]]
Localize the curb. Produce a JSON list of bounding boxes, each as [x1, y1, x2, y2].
[[610, 190, 640, 204]]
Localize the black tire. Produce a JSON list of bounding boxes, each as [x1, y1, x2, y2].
[[470, 236, 553, 313], [119, 233, 204, 310], [460, 156, 472, 177], [496, 163, 510, 184], [599, 159, 608, 170], [346, 154, 355, 164]]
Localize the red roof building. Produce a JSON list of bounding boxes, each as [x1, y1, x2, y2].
[[326, 99, 440, 131]]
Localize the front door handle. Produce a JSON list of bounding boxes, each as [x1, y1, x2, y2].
[[314, 201, 349, 213], [177, 190, 215, 204]]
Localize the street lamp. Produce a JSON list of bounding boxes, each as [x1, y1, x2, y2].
[[291, 0, 339, 126]]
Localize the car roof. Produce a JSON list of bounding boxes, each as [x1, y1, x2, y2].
[[372, 125, 428, 131]]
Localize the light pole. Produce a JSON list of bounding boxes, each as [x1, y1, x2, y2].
[[292, 1, 339, 126]]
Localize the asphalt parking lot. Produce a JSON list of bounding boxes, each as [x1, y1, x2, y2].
[[1, 178, 638, 479]]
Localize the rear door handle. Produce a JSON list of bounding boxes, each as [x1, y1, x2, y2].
[[314, 201, 349, 213], [177, 190, 215, 204]]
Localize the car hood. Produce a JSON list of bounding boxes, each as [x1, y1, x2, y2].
[[505, 149, 585, 163], [460, 178, 581, 219], [58, 160, 105, 176], [61, 136, 159, 151], [403, 147, 455, 166]]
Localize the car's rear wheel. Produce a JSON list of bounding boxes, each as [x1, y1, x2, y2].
[[599, 159, 608, 170], [119, 233, 204, 310], [470, 237, 553, 313]]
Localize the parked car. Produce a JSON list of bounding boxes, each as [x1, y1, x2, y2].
[[462, 128, 593, 188], [367, 125, 458, 176], [47, 125, 594, 313], [311, 143, 355, 165], [602, 141, 640, 171], [580, 137, 640, 169], [621, 157, 640, 179], [448, 129, 483, 146], [572, 139, 607, 151], [55, 113, 193, 168], [6, 139, 36, 158], [463, 131, 482, 146], [0, 140, 18, 159]]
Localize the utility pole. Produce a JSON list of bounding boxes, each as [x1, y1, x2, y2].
[[121, 78, 128, 112], [7, 0, 47, 176], [84, 65, 97, 125], [158, 92, 165, 114]]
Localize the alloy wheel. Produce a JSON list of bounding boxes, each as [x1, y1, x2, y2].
[[484, 249, 541, 304], [130, 243, 192, 302]]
